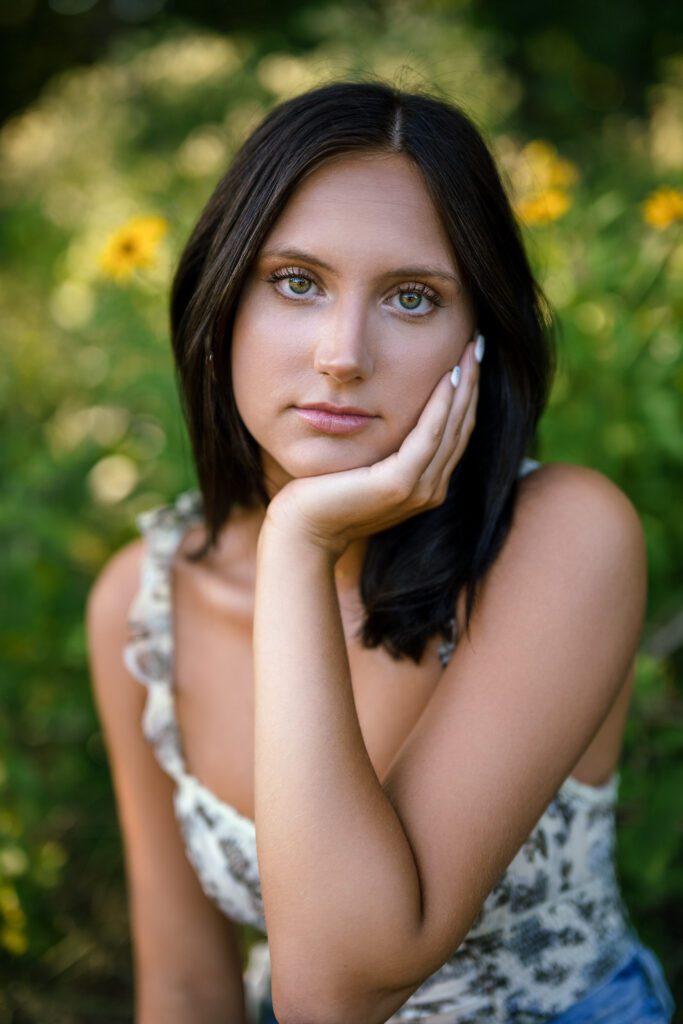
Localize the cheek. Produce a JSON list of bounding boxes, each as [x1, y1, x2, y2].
[[231, 345, 279, 445], [231, 296, 290, 424], [387, 357, 449, 437]]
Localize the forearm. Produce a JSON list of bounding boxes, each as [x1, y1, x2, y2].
[[136, 952, 248, 1024], [252, 521, 422, 1002], [137, 981, 248, 1024]]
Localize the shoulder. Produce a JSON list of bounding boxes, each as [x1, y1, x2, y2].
[[504, 460, 647, 629], [86, 488, 202, 627], [514, 460, 646, 559], [454, 462, 647, 638], [85, 536, 149, 715], [457, 461, 647, 638], [86, 535, 147, 637]]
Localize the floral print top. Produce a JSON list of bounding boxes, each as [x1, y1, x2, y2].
[[122, 458, 638, 1022]]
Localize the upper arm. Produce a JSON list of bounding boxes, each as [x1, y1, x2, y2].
[[378, 463, 646, 993], [85, 540, 248, 1016]]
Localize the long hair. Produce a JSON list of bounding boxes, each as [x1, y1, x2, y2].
[[169, 77, 556, 664]]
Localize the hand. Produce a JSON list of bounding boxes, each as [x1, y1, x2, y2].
[[263, 338, 481, 558]]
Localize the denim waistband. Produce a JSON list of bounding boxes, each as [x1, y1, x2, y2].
[[546, 939, 676, 1024]]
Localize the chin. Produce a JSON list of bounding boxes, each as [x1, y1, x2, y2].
[[277, 445, 376, 479]]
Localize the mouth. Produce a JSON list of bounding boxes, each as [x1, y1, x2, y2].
[[293, 406, 376, 435]]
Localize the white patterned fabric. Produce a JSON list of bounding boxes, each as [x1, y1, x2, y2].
[[122, 459, 639, 1022]]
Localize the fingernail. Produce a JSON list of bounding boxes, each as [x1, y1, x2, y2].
[[450, 365, 461, 388], [474, 332, 486, 364]]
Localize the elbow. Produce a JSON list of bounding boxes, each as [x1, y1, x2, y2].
[[274, 1012, 328, 1024], [274, 986, 401, 1024], [275, 1007, 383, 1024], [273, 981, 381, 1024], [273, 988, 347, 1024], [269, 922, 422, 1023], [273, 1001, 340, 1024]]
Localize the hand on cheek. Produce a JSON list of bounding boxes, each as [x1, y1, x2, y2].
[[263, 333, 484, 558]]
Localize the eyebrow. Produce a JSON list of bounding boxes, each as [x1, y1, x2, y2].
[[259, 246, 461, 285]]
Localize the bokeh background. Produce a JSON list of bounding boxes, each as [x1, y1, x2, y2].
[[1, 1, 682, 1020]]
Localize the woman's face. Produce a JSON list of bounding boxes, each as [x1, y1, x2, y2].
[[231, 151, 476, 499]]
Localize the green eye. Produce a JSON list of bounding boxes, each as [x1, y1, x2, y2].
[[391, 283, 444, 316], [398, 290, 425, 311], [267, 267, 445, 317], [287, 276, 312, 294], [268, 267, 318, 297]]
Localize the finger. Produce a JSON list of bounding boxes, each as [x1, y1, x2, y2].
[[428, 342, 479, 478], [438, 376, 481, 495], [398, 342, 477, 509], [383, 364, 458, 490], [421, 358, 479, 508], [441, 375, 479, 483]]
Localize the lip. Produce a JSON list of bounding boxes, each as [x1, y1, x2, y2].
[[294, 404, 375, 435], [298, 402, 373, 416]]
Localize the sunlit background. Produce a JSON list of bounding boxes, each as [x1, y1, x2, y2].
[[1, 1, 682, 1019]]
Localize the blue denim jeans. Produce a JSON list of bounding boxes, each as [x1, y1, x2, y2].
[[546, 940, 675, 1023], [257, 998, 278, 1024], [257, 940, 675, 1023]]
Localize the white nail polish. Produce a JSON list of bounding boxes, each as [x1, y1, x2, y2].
[[450, 365, 461, 388], [474, 332, 486, 364]]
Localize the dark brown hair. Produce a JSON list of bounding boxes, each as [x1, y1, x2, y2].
[[170, 76, 556, 664]]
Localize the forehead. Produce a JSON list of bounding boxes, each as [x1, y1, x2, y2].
[[263, 152, 456, 265]]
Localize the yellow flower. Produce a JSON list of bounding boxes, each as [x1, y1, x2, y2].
[[99, 215, 168, 280], [1, 926, 27, 956], [642, 187, 683, 230], [0, 884, 27, 956], [520, 140, 580, 191], [548, 157, 580, 189], [516, 189, 572, 225], [507, 139, 579, 227]]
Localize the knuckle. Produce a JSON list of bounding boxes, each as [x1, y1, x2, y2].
[[430, 484, 446, 508], [411, 479, 427, 500], [414, 479, 434, 505]]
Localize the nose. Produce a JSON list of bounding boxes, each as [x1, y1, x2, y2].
[[313, 294, 374, 382]]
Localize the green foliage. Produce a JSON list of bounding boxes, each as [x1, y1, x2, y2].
[[1, 4, 681, 1017]]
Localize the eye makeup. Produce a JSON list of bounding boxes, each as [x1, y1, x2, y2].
[[265, 266, 446, 316]]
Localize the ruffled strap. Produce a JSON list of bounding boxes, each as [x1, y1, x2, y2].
[[437, 617, 457, 669], [122, 489, 204, 783], [518, 456, 541, 478]]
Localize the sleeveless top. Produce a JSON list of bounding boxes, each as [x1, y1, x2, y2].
[[122, 458, 638, 1023]]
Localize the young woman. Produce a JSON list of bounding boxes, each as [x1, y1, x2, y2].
[[85, 79, 676, 1023]]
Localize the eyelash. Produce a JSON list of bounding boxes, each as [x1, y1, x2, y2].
[[266, 266, 445, 316]]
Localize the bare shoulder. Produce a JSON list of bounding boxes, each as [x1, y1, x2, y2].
[[456, 464, 651, 638], [506, 460, 648, 679], [519, 458, 640, 510], [85, 535, 148, 709], [87, 534, 147, 617], [514, 460, 646, 558]]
